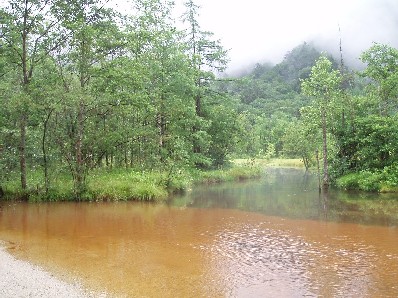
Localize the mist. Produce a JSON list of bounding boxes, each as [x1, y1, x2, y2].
[[312, 0, 398, 70], [189, 0, 398, 76]]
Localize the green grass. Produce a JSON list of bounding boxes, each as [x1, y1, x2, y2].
[[233, 158, 304, 168], [380, 185, 398, 193], [2, 169, 74, 201], [192, 166, 262, 184], [1, 163, 263, 202], [87, 169, 169, 202]]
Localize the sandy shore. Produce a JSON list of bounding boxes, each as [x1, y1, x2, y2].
[[0, 244, 107, 298]]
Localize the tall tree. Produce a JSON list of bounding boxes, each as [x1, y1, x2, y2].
[[182, 0, 229, 166], [0, 0, 64, 191], [52, 0, 122, 197], [301, 56, 342, 189], [132, 0, 199, 168]]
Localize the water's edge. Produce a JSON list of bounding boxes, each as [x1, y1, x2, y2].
[[0, 241, 106, 298]]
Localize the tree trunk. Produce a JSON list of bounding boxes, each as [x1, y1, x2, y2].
[[193, 93, 202, 155], [20, 3, 29, 191], [157, 92, 166, 161], [157, 112, 165, 160], [302, 155, 309, 172], [75, 100, 85, 197], [321, 109, 329, 190], [42, 110, 53, 194], [316, 150, 321, 193], [19, 113, 27, 191], [195, 93, 201, 117]]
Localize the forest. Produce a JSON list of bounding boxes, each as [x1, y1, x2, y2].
[[1, 0, 398, 201]]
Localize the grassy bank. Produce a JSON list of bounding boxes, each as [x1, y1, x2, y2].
[[334, 161, 398, 193], [233, 158, 304, 168], [192, 165, 262, 184], [1, 164, 262, 203]]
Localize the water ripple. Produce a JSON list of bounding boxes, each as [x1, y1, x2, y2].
[[198, 222, 317, 297], [195, 221, 397, 297]]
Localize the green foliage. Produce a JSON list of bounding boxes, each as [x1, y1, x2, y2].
[[2, 0, 398, 199], [360, 43, 398, 115], [205, 94, 240, 166], [336, 171, 382, 192], [354, 115, 398, 170], [301, 55, 342, 100], [282, 120, 319, 169], [275, 42, 336, 90], [336, 163, 398, 193], [380, 163, 398, 191], [221, 43, 325, 160], [333, 113, 398, 177]]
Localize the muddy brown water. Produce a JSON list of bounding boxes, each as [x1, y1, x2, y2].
[[0, 168, 398, 297]]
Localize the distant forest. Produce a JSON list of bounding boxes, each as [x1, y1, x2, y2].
[[224, 41, 398, 191]]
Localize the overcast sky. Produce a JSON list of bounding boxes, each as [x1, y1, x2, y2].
[[173, 0, 398, 75], [115, 0, 398, 75]]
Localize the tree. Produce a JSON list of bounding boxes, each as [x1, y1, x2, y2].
[[0, 0, 65, 191], [51, 0, 122, 197], [29, 59, 65, 194], [182, 0, 229, 167], [206, 94, 240, 166], [282, 120, 319, 171], [360, 43, 398, 116], [127, 0, 199, 170], [301, 56, 342, 189], [275, 42, 326, 90]]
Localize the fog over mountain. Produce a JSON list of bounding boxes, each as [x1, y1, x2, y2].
[[188, 0, 398, 75], [113, 0, 398, 75]]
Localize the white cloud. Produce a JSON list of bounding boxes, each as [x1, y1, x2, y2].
[[113, 0, 398, 74], [177, 0, 398, 74]]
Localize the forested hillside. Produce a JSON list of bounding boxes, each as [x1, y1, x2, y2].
[[221, 42, 335, 158], [223, 42, 398, 191], [1, 0, 398, 200]]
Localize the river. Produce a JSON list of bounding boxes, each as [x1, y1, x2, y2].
[[0, 168, 397, 297]]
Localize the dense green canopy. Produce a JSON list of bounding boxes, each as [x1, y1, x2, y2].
[[1, 0, 397, 197]]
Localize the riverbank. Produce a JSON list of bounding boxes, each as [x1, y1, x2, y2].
[[0, 243, 105, 298], [1, 163, 263, 202], [336, 169, 398, 193]]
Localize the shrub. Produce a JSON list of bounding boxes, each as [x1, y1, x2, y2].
[[336, 171, 381, 192]]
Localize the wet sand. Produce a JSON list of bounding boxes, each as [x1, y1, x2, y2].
[[0, 243, 107, 298]]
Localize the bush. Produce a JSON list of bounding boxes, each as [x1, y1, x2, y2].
[[336, 171, 381, 192], [336, 173, 359, 190]]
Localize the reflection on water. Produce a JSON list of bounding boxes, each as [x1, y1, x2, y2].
[[0, 168, 398, 297], [174, 167, 398, 226]]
